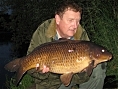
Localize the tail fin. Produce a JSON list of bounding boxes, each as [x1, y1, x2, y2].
[[4, 58, 21, 72], [4, 58, 26, 86]]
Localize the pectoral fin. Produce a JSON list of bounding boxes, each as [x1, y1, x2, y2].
[[85, 60, 94, 76], [60, 72, 73, 86]]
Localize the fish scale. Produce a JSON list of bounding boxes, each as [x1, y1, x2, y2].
[[21, 41, 90, 73], [35, 42, 92, 74], [4, 39, 112, 86]]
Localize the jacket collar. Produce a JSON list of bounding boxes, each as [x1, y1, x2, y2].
[[45, 18, 83, 40]]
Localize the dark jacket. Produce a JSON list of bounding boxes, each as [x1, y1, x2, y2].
[[26, 18, 90, 89]]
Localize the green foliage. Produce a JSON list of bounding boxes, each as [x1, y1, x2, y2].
[[6, 74, 34, 89], [1, 0, 118, 88], [2, 0, 60, 57], [81, 0, 118, 77]]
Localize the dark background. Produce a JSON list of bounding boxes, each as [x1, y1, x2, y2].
[[0, 0, 118, 88]]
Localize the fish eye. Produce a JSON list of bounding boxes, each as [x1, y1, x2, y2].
[[102, 49, 105, 52]]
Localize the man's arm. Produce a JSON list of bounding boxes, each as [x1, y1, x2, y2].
[[27, 29, 42, 55], [27, 26, 51, 80]]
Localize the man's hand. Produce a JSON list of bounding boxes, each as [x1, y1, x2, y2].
[[42, 65, 49, 73]]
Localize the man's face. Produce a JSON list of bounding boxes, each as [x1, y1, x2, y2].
[[55, 9, 81, 38]]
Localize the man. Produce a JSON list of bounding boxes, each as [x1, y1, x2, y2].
[[27, 0, 106, 89]]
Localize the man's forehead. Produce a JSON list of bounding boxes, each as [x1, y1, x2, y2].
[[64, 7, 80, 12], [63, 8, 80, 16], [63, 10, 81, 18]]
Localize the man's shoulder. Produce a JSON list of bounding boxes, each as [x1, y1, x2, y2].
[[39, 18, 53, 28]]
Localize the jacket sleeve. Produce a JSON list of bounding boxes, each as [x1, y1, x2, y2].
[[26, 24, 63, 89], [27, 19, 52, 55], [27, 28, 42, 55], [26, 21, 62, 89], [26, 25, 51, 80]]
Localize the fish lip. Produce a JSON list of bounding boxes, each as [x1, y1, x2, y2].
[[103, 56, 112, 62], [108, 54, 112, 60], [101, 54, 112, 62]]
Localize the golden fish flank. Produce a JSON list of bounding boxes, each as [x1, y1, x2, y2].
[[4, 39, 112, 86]]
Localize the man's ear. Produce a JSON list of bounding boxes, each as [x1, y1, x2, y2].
[[55, 14, 61, 25]]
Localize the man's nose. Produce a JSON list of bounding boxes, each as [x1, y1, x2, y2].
[[73, 21, 78, 29]]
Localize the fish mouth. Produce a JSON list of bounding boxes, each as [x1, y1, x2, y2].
[[102, 56, 112, 63], [102, 56, 112, 62], [101, 54, 112, 62], [107, 54, 112, 60]]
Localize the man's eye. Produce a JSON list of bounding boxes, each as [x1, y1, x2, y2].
[[69, 19, 73, 22]]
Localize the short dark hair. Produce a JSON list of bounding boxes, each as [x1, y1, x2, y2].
[[55, 0, 82, 17]]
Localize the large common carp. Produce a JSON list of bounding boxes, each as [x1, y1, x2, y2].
[[4, 39, 112, 86]]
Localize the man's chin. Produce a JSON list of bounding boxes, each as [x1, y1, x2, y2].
[[67, 33, 75, 37], [68, 31, 76, 36]]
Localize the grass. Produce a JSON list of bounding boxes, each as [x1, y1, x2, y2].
[[6, 74, 34, 89]]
